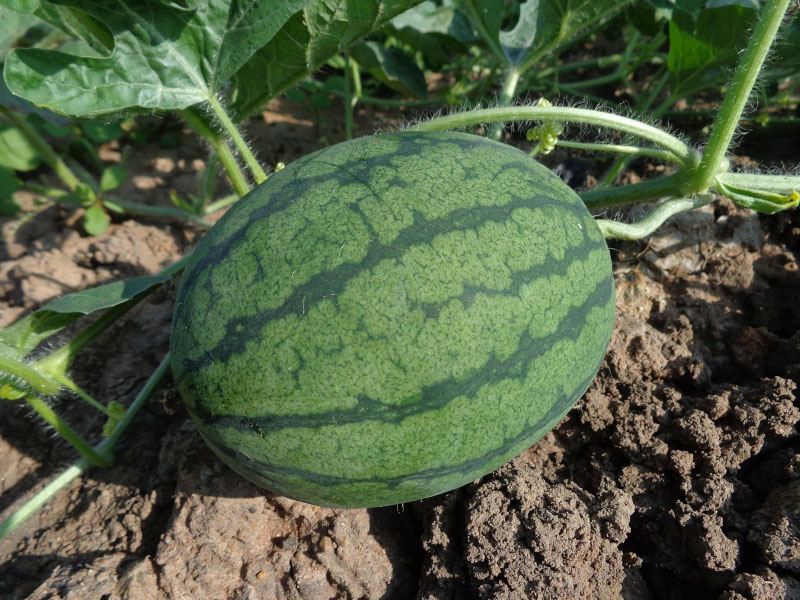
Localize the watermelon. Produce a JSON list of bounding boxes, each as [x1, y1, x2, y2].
[[170, 131, 615, 508]]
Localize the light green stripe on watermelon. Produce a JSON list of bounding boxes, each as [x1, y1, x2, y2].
[[171, 131, 615, 508]]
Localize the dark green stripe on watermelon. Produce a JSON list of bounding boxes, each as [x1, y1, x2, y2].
[[170, 131, 616, 508]]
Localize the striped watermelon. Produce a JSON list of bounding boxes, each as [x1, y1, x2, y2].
[[170, 131, 615, 508]]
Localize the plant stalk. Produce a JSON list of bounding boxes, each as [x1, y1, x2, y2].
[[0, 356, 60, 396], [691, 0, 792, 192], [556, 140, 684, 165], [596, 195, 713, 239], [0, 107, 82, 192], [580, 173, 688, 209], [180, 108, 250, 198], [25, 394, 112, 467], [490, 67, 521, 140], [206, 95, 267, 184], [414, 106, 694, 164], [0, 353, 172, 540]]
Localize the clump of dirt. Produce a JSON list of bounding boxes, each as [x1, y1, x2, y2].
[[1, 110, 799, 599]]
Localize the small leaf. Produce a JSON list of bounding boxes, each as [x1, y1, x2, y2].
[[0, 165, 22, 199], [718, 181, 800, 215], [68, 136, 103, 171], [0, 198, 21, 216], [83, 204, 110, 235], [170, 189, 194, 212], [310, 92, 332, 109], [350, 41, 428, 98], [27, 113, 72, 138], [323, 75, 347, 94], [100, 164, 127, 192], [0, 123, 40, 171], [284, 87, 306, 103], [102, 418, 117, 437], [82, 120, 124, 143], [0, 267, 175, 360], [386, 1, 474, 69], [107, 400, 126, 421]]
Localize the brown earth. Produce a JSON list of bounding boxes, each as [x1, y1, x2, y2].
[[0, 99, 799, 600]]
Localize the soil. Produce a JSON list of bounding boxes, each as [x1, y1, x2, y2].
[[1, 97, 799, 600]]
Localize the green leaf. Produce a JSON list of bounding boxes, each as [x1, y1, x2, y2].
[[667, 3, 757, 95], [284, 87, 306, 103], [100, 164, 126, 192], [68, 136, 103, 171], [0, 164, 21, 198], [4, 0, 312, 119], [387, 0, 474, 68], [82, 204, 109, 235], [0, 7, 39, 61], [457, 0, 631, 68], [0, 267, 174, 360], [81, 120, 124, 143], [772, 18, 800, 71], [26, 113, 72, 138], [0, 123, 40, 171], [35, 4, 114, 54], [0, 198, 21, 215], [310, 92, 331, 109], [1, 0, 41, 14], [230, 0, 421, 120], [350, 41, 428, 98]]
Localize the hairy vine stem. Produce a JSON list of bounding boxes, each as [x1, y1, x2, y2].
[[691, 0, 792, 192]]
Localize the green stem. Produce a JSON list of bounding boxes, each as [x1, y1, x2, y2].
[[580, 173, 688, 209], [194, 149, 218, 214], [180, 108, 250, 198], [414, 106, 694, 164], [0, 107, 82, 192], [556, 140, 684, 165], [0, 353, 171, 540], [50, 373, 110, 415], [203, 193, 239, 215], [0, 356, 60, 396], [25, 394, 111, 467], [0, 460, 88, 540], [597, 85, 677, 189], [102, 197, 213, 227], [489, 67, 521, 140], [22, 183, 69, 198], [206, 95, 267, 184], [717, 172, 800, 195], [691, 0, 791, 193], [596, 195, 713, 240]]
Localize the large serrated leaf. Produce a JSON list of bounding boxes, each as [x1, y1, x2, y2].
[[230, 0, 421, 120], [667, 3, 757, 95], [0, 269, 174, 360], [350, 41, 428, 98], [457, 0, 631, 69], [386, 0, 475, 69], [3, 0, 312, 119]]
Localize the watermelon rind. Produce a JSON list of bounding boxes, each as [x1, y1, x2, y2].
[[170, 131, 615, 508]]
